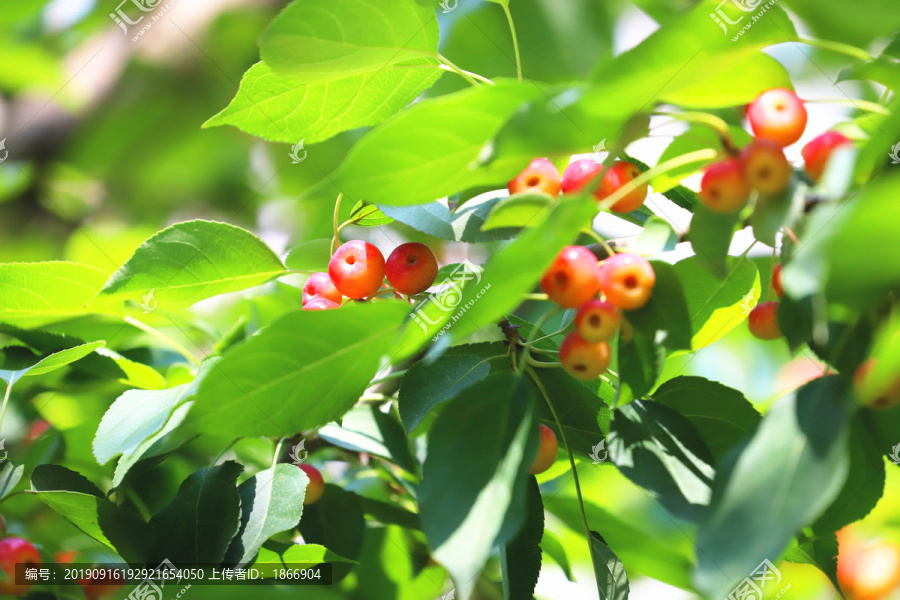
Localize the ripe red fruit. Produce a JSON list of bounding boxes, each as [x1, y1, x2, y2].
[[298, 464, 325, 505], [302, 298, 340, 311], [23, 419, 50, 447], [385, 242, 439, 295], [771, 264, 784, 299], [598, 253, 655, 311], [328, 240, 386, 299], [508, 158, 562, 198], [561, 158, 604, 195], [596, 161, 648, 213], [699, 159, 750, 213], [575, 300, 620, 342], [854, 359, 900, 409], [837, 532, 900, 600], [529, 424, 558, 475], [302, 272, 342, 306], [0, 537, 41, 596], [747, 88, 808, 147], [801, 131, 853, 182], [540, 246, 601, 308], [748, 302, 781, 340], [560, 332, 611, 380], [740, 140, 793, 196]]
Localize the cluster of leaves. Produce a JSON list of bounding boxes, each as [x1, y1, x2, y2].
[[1, 0, 899, 599]]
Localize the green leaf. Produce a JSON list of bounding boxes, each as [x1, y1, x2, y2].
[[188, 302, 409, 438], [625, 261, 692, 351], [541, 530, 575, 582], [299, 484, 365, 581], [378, 197, 520, 242], [204, 61, 441, 144], [749, 181, 806, 247], [99, 220, 286, 307], [285, 239, 333, 272], [783, 533, 841, 596], [0, 262, 118, 328], [398, 354, 492, 433], [94, 372, 204, 465], [348, 201, 395, 227], [149, 461, 243, 564], [260, 0, 439, 82], [674, 255, 760, 350], [317, 405, 416, 473], [589, 531, 630, 600], [653, 376, 760, 461], [327, 82, 538, 206], [608, 400, 715, 521], [652, 125, 751, 193], [112, 402, 194, 489], [629, 217, 679, 255], [0, 461, 23, 500], [661, 52, 792, 108], [31, 465, 152, 564], [813, 413, 886, 534], [419, 374, 538, 600], [253, 542, 356, 578], [224, 464, 309, 567], [688, 206, 742, 276], [617, 325, 665, 401], [694, 376, 854, 599], [0, 341, 104, 387], [500, 477, 544, 600], [378, 201, 456, 239], [352, 493, 421, 530], [483, 193, 554, 230]]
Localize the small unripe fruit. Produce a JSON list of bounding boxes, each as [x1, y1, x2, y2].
[[575, 300, 620, 342], [298, 464, 325, 505], [385, 242, 439, 295], [302, 272, 342, 305], [529, 424, 558, 475], [747, 88, 807, 147], [508, 158, 562, 198], [303, 298, 340, 311], [561, 158, 604, 195], [328, 240, 386, 299], [540, 246, 601, 308], [596, 161, 648, 213], [699, 159, 750, 213], [771, 264, 784, 299], [748, 302, 781, 340], [560, 332, 611, 380], [740, 140, 792, 196], [0, 537, 41, 596], [801, 131, 853, 182], [598, 253, 655, 311], [853, 359, 900, 409]]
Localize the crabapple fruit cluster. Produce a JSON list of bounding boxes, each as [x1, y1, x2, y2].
[[700, 88, 854, 214], [300, 241, 439, 310], [540, 246, 655, 381]]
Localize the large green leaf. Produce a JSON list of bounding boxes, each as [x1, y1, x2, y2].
[[688, 207, 742, 277], [327, 82, 538, 206], [674, 255, 760, 350], [204, 61, 441, 144], [608, 400, 715, 521], [0, 341, 104, 387], [783, 533, 841, 595], [188, 302, 409, 438], [99, 220, 286, 308], [149, 461, 243, 564], [224, 464, 309, 567], [500, 477, 544, 600], [298, 484, 365, 582], [694, 376, 854, 599], [661, 52, 792, 108], [419, 374, 538, 600], [31, 465, 151, 564], [112, 402, 195, 489], [0, 262, 118, 328], [398, 353, 492, 432], [317, 405, 416, 473], [260, 0, 439, 82], [590, 532, 630, 600]]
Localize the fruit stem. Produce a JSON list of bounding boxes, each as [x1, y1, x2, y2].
[[0, 382, 12, 437], [797, 38, 872, 61], [437, 54, 484, 87], [331, 193, 343, 255], [526, 366, 595, 572], [598, 149, 719, 212], [652, 110, 738, 156], [517, 307, 561, 372], [581, 228, 616, 258], [501, 4, 522, 82], [527, 326, 570, 346], [525, 356, 561, 368], [437, 63, 494, 85], [126, 317, 202, 366]]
